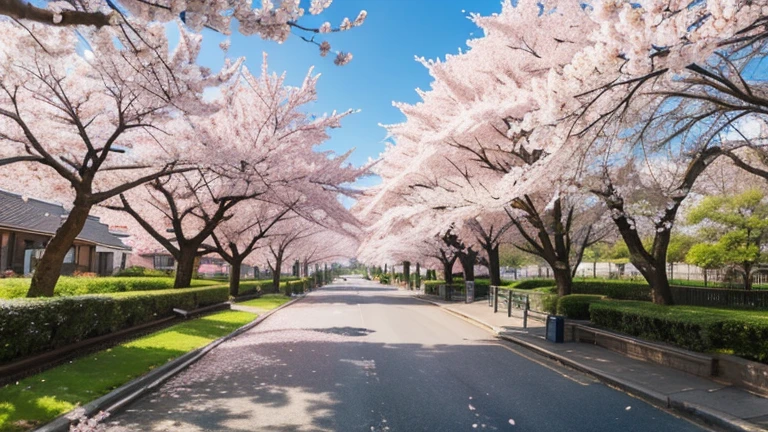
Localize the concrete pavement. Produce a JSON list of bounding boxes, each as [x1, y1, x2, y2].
[[103, 280, 705, 431]]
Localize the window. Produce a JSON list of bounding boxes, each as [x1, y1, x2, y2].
[[153, 255, 175, 269], [63, 247, 75, 264]]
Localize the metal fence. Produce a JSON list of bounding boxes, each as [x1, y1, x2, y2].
[[671, 286, 768, 309]]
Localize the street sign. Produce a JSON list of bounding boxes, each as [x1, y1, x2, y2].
[[465, 281, 475, 303]]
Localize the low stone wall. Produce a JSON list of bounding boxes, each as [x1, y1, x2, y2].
[[716, 354, 768, 397], [568, 322, 768, 397], [571, 324, 716, 378]]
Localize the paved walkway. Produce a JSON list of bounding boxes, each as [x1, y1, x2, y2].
[[418, 294, 768, 432]]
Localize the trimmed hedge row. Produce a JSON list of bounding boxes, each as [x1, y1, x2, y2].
[[590, 301, 768, 363], [0, 277, 217, 299], [572, 281, 651, 301], [556, 294, 604, 320], [239, 280, 278, 296], [283, 278, 313, 296], [512, 279, 556, 290], [0, 285, 229, 363]]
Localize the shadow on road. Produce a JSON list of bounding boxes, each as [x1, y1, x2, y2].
[[108, 338, 701, 432]]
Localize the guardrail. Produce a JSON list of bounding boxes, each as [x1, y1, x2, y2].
[[490, 286, 529, 328]]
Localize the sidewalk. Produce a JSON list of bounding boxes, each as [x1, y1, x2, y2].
[[417, 294, 768, 432]]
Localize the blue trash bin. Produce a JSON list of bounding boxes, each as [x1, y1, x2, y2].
[[546, 315, 564, 343]]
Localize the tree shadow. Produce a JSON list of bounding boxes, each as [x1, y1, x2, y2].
[[104, 338, 703, 432]]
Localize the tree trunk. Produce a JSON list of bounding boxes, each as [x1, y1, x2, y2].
[[229, 260, 242, 297], [273, 256, 283, 295], [415, 262, 421, 290], [460, 255, 475, 282], [174, 248, 198, 288], [403, 261, 410, 289], [443, 260, 454, 285], [648, 264, 674, 304], [553, 266, 573, 297], [744, 264, 753, 290], [27, 203, 92, 297], [487, 245, 501, 286]]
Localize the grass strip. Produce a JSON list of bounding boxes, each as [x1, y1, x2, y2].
[[237, 293, 292, 310], [0, 310, 256, 432]]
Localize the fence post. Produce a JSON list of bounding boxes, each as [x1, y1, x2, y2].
[[522, 294, 529, 329], [494, 287, 499, 313], [507, 290, 513, 318]]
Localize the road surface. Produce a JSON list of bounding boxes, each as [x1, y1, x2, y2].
[[106, 278, 704, 432]]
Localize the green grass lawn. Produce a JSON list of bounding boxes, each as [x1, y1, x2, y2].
[[0, 277, 219, 299], [0, 310, 256, 432], [238, 293, 292, 310]]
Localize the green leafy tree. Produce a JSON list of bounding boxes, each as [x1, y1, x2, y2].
[[685, 243, 725, 287], [667, 233, 697, 280], [687, 189, 768, 290]]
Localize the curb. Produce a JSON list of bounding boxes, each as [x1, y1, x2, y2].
[[34, 295, 304, 432], [419, 296, 763, 432]]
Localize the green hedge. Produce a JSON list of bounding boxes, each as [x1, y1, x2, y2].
[[556, 294, 604, 320], [0, 286, 229, 363], [590, 301, 768, 363], [511, 279, 556, 290], [114, 266, 169, 277], [572, 280, 651, 301], [238, 280, 276, 296], [0, 277, 218, 299], [498, 287, 558, 314], [282, 278, 312, 296]]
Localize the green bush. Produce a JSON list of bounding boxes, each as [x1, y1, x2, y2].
[[0, 277, 218, 299], [512, 279, 556, 290], [572, 280, 651, 301], [238, 280, 276, 296], [114, 266, 169, 277], [556, 294, 604, 319], [590, 301, 768, 363], [0, 285, 229, 363], [496, 286, 558, 314]]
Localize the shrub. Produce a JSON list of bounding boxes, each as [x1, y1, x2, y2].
[[512, 279, 556, 290], [571, 280, 652, 301], [589, 301, 768, 363], [115, 266, 169, 277], [495, 286, 557, 314], [556, 294, 604, 319], [0, 285, 229, 363], [0, 277, 219, 299], [238, 280, 275, 296]]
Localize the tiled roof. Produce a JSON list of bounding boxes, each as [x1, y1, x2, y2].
[[0, 189, 130, 250]]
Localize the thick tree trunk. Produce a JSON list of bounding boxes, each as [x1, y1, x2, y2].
[[174, 248, 198, 288], [415, 262, 421, 290], [460, 255, 475, 282], [27, 203, 92, 297], [487, 245, 501, 286], [744, 264, 753, 290], [443, 260, 454, 285], [403, 261, 410, 289], [273, 257, 283, 295], [229, 260, 242, 297], [553, 265, 573, 297], [648, 264, 674, 304]]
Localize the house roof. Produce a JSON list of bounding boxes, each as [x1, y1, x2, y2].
[[0, 189, 131, 251]]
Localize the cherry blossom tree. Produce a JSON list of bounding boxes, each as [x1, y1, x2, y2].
[[0, 21, 238, 297], [108, 57, 361, 288], [2, 0, 366, 64]]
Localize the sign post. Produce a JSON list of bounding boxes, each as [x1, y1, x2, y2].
[[465, 281, 475, 303]]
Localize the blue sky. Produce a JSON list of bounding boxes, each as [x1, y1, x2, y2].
[[192, 0, 505, 187]]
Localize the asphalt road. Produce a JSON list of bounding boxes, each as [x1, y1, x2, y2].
[[106, 278, 704, 432]]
